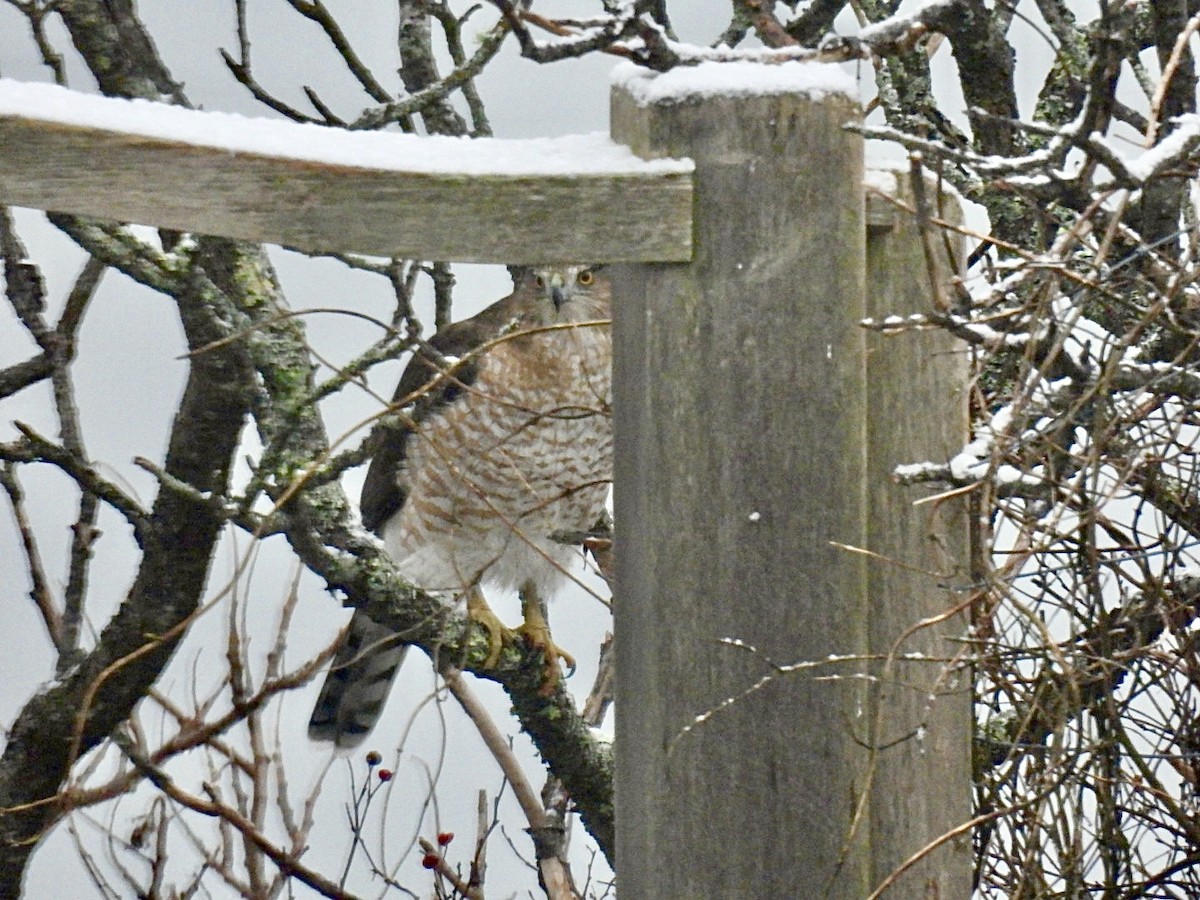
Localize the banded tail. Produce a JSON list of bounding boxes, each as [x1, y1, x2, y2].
[[308, 611, 408, 749]]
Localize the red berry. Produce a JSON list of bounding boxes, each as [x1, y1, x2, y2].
[[421, 853, 440, 869], [365, 751, 382, 767], [378, 769, 393, 782], [437, 831, 454, 846]]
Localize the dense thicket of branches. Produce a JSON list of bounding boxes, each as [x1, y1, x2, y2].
[[2, 1, 1200, 897]]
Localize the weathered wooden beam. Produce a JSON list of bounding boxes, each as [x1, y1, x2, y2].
[[0, 82, 693, 263]]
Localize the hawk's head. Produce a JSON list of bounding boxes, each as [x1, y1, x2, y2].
[[525, 265, 609, 326]]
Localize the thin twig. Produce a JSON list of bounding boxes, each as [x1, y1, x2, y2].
[[0, 464, 62, 647]]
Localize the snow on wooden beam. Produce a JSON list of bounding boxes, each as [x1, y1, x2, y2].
[[0, 80, 693, 263]]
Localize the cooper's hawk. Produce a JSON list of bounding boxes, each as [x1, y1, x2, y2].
[[309, 265, 612, 748]]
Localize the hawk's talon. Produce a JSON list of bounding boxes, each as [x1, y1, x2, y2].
[[515, 619, 576, 693], [466, 589, 516, 668], [466, 584, 575, 693]]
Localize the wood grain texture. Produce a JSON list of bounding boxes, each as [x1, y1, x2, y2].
[[864, 174, 972, 897], [611, 84, 872, 897], [0, 116, 692, 263]]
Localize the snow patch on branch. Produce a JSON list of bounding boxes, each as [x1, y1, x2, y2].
[[855, 0, 960, 42], [897, 400, 1049, 494], [1121, 114, 1200, 182]]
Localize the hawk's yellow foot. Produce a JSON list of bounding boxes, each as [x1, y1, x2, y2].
[[465, 586, 574, 689], [517, 585, 576, 695], [466, 586, 516, 668]]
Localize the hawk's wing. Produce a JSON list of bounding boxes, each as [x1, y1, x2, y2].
[[310, 282, 532, 748], [359, 285, 529, 534]]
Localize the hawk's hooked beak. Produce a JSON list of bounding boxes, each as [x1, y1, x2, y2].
[[547, 272, 568, 311]]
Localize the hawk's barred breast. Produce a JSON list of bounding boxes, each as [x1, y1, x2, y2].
[[309, 265, 612, 747], [385, 307, 612, 594]]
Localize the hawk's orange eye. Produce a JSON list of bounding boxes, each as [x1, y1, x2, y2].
[[577, 270, 594, 286]]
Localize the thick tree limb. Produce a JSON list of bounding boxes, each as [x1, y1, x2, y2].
[[786, 0, 846, 44], [0, 20, 277, 887], [54, 0, 186, 102], [0, 241, 259, 892]]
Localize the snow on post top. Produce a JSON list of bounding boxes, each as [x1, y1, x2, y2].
[[0, 78, 692, 177], [612, 60, 857, 107]]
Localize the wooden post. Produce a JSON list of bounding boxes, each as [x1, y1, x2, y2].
[[864, 171, 972, 896], [610, 78, 971, 896], [611, 74, 871, 897]]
